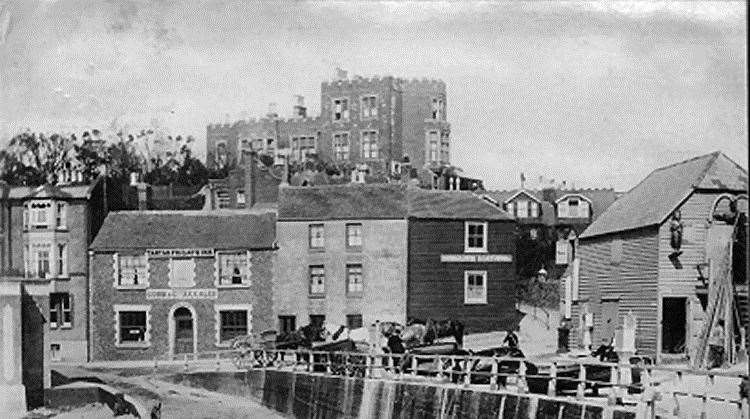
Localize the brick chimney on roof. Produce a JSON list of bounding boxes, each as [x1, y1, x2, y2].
[[293, 95, 307, 118]]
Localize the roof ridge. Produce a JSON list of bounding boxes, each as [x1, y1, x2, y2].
[[693, 151, 721, 188], [652, 151, 717, 173]]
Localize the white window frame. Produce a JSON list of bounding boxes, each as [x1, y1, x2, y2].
[[50, 292, 72, 329], [333, 132, 350, 161], [427, 131, 439, 163], [27, 242, 52, 279], [464, 270, 488, 305], [57, 243, 68, 278], [346, 223, 363, 248], [464, 221, 488, 253], [346, 263, 364, 296], [333, 98, 350, 121], [112, 253, 150, 289], [56, 202, 67, 229], [309, 224, 325, 250], [113, 304, 152, 348], [168, 258, 196, 288], [29, 200, 52, 229], [214, 251, 252, 288], [360, 95, 378, 119], [214, 304, 252, 347], [309, 265, 326, 296], [516, 200, 529, 218], [558, 200, 570, 218], [361, 130, 379, 160], [530, 201, 539, 218]]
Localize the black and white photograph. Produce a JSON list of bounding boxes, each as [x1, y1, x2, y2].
[[0, 1, 747, 418]]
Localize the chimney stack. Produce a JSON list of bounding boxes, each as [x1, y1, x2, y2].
[[137, 183, 148, 210], [245, 150, 258, 208], [267, 103, 278, 119], [293, 95, 307, 118], [335, 67, 348, 81]]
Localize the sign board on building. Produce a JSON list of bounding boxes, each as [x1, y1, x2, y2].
[[145, 288, 218, 300], [147, 248, 215, 258], [440, 254, 512, 263]]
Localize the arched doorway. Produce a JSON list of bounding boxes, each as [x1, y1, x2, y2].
[[172, 306, 195, 355]]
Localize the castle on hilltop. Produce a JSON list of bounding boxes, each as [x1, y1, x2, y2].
[[206, 69, 451, 174]]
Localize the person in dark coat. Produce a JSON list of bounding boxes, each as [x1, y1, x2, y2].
[[503, 329, 519, 349]]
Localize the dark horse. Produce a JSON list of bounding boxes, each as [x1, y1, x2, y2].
[[419, 318, 465, 347], [276, 324, 327, 349]]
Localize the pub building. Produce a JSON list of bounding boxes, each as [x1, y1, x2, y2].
[[88, 210, 277, 361]]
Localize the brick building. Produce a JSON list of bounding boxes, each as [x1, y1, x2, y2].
[[206, 70, 451, 174], [275, 184, 516, 334], [0, 180, 109, 362], [88, 210, 276, 361]]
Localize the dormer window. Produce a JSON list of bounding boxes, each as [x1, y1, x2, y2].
[[558, 196, 590, 218], [516, 200, 528, 218]]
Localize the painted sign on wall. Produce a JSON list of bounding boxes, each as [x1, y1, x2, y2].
[[147, 248, 215, 258], [145, 288, 218, 300], [440, 254, 512, 263]]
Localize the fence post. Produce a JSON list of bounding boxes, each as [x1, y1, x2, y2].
[[518, 361, 528, 394], [576, 362, 586, 400], [547, 362, 557, 397], [607, 364, 618, 405], [307, 350, 312, 372], [489, 357, 499, 391], [672, 371, 683, 417], [463, 356, 472, 388], [436, 356, 444, 380], [326, 353, 333, 374], [411, 355, 418, 377], [365, 355, 372, 378], [216, 352, 221, 371], [387, 354, 395, 378], [153, 356, 159, 375], [184, 353, 189, 372]]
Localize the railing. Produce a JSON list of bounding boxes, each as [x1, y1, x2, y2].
[[148, 348, 749, 418]]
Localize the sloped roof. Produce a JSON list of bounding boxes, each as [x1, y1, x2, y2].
[[5, 181, 99, 200], [278, 184, 513, 221], [278, 184, 408, 221], [407, 189, 514, 220], [484, 189, 542, 204], [581, 152, 748, 239], [90, 210, 276, 250]]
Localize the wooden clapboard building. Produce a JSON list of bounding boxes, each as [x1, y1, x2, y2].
[[572, 152, 747, 363]]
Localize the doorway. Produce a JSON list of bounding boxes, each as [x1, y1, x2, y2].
[[662, 297, 687, 354], [173, 307, 194, 355]]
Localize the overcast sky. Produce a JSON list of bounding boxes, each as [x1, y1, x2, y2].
[[0, 1, 746, 191]]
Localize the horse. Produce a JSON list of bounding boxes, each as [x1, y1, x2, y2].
[[399, 323, 428, 347], [425, 319, 465, 347]]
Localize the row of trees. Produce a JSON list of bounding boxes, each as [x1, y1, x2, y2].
[[0, 129, 216, 187]]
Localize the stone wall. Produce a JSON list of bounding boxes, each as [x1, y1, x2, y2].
[[162, 369, 637, 419]]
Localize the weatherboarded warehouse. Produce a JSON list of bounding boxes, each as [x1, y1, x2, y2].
[[572, 152, 747, 362], [88, 210, 277, 361]]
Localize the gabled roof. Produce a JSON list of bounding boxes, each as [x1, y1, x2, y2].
[[277, 184, 513, 221], [90, 210, 277, 251], [581, 152, 748, 239], [501, 189, 542, 204], [407, 189, 513, 220], [5, 180, 100, 200], [278, 184, 409, 221], [555, 193, 593, 204]]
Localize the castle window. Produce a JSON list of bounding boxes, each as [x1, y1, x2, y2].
[[361, 96, 377, 119], [432, 97, 445, 120], [361, 131, 378, 159], [28, 201, 52, 229], [427, 131, 439, 163], [440, 133, 450, 163], [114, 305, 151, 347], [236, 190, 246, 209], [278, 316, 296, 334], [56, 203, 67, 229], [291, 136, 316, 161], [333, 133, 350, 160], [346, 223, 363, 248], [214, 305, 251, 345], [333, 98, 349, 121], [57, 243, 68, 277], [346, 314, 363, 329]]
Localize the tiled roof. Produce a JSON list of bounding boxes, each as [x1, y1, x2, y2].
[[581, 152, 748, 239], [4, 181, 99, 200], [278, 184, 409, 220], [90, 210, 277, 250], [278, 184, 513, 221], [407, 189, 514, 220]]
